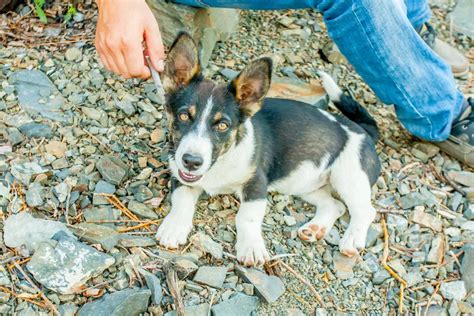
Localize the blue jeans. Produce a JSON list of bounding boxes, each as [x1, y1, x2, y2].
[[172, 0, 464, 141]]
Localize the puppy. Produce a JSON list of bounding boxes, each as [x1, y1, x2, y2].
[[156, 33, 380, 266]]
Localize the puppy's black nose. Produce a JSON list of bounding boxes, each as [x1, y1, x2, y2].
[[182, 153, 203, 171]]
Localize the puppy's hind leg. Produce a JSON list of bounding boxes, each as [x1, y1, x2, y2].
[[331, 168, 376, 257], [297, 185, 346, 242]]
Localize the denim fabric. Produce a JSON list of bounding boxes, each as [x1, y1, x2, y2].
[[171, 0, 464, 141]]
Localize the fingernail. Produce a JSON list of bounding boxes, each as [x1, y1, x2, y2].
[[157, 59, 164, 71]]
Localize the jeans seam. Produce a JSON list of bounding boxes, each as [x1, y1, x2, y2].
[[351, 2, 435, 140]]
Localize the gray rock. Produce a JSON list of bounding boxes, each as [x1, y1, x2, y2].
[[440, 281, 467, 301], [139, 268, 163, 305], [70, 223, 121, 251], [11, 161, 49, 185], [413, 142, 440, 159], [193, 266, 228, 289], [4, 212, 75, 252], [427, 235, 444, 264], [464, 204, 474, 220], [96, 155, 129, 185], [410, 209, 443, 232], [10, 70, 72, 124], [83, 206, 121, 224], [447, 171, 474, 187], [365, 223, 383, 247], [19, 122, 53, 139], [400, 192, 426, 209], [451, 0, 474, 37], [323, 227, 340, 246], [27, 233, 115, 294], [386, 214, 409, 231], [65, 47, 82, 62], [190, 232, 223, 260], [127, 200, 158, 219], [448, 192, 463, 211], [211, 293, 259, 316], [82, 107, 107, 122], [164, 303, 210, 316], [25, 182, 44, 207], [118, 236, 157, 247], [0, 265, 11, 286], [419, 305, 448, 316], [333, 252, 357, 279], [54, 182, 69, 203], [131, 184, 153, 202], [95, 180, 116, 194], [116, 99, 136, 116], [175, 259, 198, 278], [78, 288, 151, 316], [58, 303, 78, 316], [373, 269, 391, 285], [219, 68, 239, 80], [461, 245, 474, 292], [7, 127, 24, 145], [236, 266, 285, 303]]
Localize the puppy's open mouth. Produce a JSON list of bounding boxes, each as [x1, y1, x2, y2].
[[178, 169, 202, 183]]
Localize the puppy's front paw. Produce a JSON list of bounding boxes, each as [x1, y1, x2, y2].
[[236, 234, 270, 266], [156, 214, 192, 249]]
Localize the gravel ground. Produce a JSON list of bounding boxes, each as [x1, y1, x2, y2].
[[0, 1, 473, 315]]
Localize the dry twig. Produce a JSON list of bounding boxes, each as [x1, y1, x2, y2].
[[278, 260, 325, 307], [381, 217, 407, 314], [165, 264, 185, 316], [12, 261, 59, 315]]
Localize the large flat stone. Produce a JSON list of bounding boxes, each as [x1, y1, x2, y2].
[[10, 70, 73, 124], [78, 288, 151, 316], [27, 233, 115, 294], [211, 293, 259, 316], [236, 266, 285, 303]]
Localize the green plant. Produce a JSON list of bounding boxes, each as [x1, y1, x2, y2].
[[63, 4, 77, 22], [33, 0, 47, 23]]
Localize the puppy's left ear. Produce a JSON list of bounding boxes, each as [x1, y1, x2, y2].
[[230, 57, 272, 117]]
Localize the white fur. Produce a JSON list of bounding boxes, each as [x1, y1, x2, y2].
[[318, 71, 342, 103], [318, 109, 338, 122], [156, 185, 202, 249], [329, 126, 376, 255], [235, 199, 270, 265], [174, 96, 214, 175], [268, 154, 331, 195], [297, 185, 346, 242], [170, 119, 256, 195]]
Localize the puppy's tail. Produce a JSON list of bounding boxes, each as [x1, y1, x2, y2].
[[318, 71, 379, 141]]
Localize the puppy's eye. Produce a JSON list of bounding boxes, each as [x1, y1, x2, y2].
[[216, 121, 229, 132], [178, 112, 190, 122]]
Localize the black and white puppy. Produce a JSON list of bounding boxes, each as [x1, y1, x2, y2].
[[156, 33, 380, 266]]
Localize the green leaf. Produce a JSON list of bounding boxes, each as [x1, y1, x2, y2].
[[33, 0, 47, 23], [64, 5, 77, 23]]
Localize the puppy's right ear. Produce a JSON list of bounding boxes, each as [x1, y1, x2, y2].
[[162, 32, 201, 94]]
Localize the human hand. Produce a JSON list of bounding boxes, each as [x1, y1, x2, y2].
[[95, 0, 165, 79]]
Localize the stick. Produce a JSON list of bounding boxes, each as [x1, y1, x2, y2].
[[278, 260, 325, 307], [381, 217, 407, 314], [12, 261, 59, 315], [165, 264, 185, 316]]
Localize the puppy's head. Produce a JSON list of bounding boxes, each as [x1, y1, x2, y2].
[[162, 32, 272, 185]]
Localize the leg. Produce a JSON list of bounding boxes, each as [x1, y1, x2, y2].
[[317, 0, 464, 142], [235, 199, 270, 266], [404, 0, 431, 29], [330, 159, 376, 257], [298, 185, 346, 242], [235, 170, 270, 266], [156, 184, 202, 248]]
